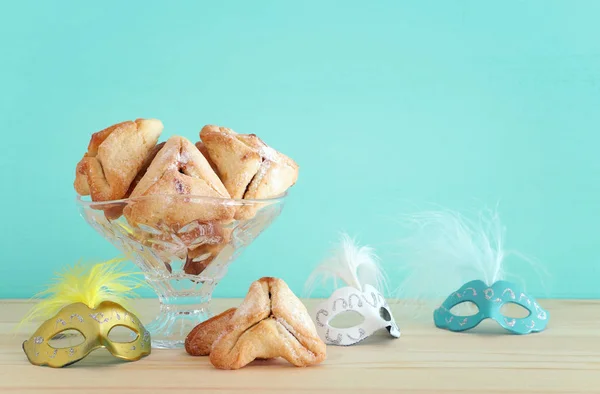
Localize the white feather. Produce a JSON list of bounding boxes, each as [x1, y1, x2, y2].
[[305, 233, 388, 296], [393, 208, 511, 305]]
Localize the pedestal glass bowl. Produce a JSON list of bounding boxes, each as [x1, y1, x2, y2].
[[76, 194, 285, 349]]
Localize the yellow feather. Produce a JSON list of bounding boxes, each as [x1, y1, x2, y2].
[[18, 258, 145, 329]]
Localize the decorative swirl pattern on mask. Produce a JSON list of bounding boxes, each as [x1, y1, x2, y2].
[[463, 287, 477, 296], [346, 328, 366, 342], [70, 314, 84, 323], [519, 293, 532, 306], [348, 294, 363, 308], [332, 298, 348, 312], [89, 313, 110, 323], [315, 309, 328, 327], [534, 303, 547, 320], [325, 329, 342, 345], [502, 288, 516, 299], [141, 330, 151, 346], [483, 288, 494, 300], [362, 292, 378, 308], [483, 287, 502, 303]]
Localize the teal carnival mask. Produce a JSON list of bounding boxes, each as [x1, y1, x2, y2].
[[434, 279, 549, 334]]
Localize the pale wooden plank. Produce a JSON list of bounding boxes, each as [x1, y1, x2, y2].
[[0, 299, 598, 393]]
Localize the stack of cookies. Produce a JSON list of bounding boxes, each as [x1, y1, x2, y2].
[[74, 119, 299, 274]]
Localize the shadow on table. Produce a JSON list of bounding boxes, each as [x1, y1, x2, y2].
[[64, 349, 132, 369]]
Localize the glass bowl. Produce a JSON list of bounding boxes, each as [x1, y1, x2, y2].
[[76, 193, 285, 349]]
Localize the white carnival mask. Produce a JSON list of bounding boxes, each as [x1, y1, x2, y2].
[[314, 284, 400, 346], [306, 234, 401, 346]]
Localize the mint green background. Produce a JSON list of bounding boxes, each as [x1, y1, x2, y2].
[[1, 1, 599, 299]]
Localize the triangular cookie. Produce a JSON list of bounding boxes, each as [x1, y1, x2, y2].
[[124, 136, 233, 228], [242, 153, 299, 200], [185, 308, 237, 356], [200, 125, 263, 199], [74, 119, 163, 201], [131, 135, 229, 199], [200, 125, 299, 219], [126, 141, 166, 197], [195, 141, 220, 177], [208, 277, 326, 369]]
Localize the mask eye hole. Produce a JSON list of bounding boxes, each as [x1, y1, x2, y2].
[[329, 311, 365, 328], [379, 307, 392, 322], [107, 325, 139, 343], [449, 301, 479, 316], [500, 302, 531, 318], [49, 329, 86, 349]]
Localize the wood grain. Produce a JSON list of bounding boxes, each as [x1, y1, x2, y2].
[[1, 299, 599, 394]]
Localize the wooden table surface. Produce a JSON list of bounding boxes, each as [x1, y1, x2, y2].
[[1, 299, 600, 393]]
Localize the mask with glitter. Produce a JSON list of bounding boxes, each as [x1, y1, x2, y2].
[[392, 209, 551, 336], [23, 301, 151, 368], [314, 284, 400, 345], [434, 280, 549, 334], [306, 233, 401, 346]]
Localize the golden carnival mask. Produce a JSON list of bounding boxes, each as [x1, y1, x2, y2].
[[23, 301, 150, 367], [20, 259, 151, 367]]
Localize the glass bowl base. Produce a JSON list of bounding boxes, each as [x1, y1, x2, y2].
[[151, 339, 184, 350], [144, 302, 213, 349]]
